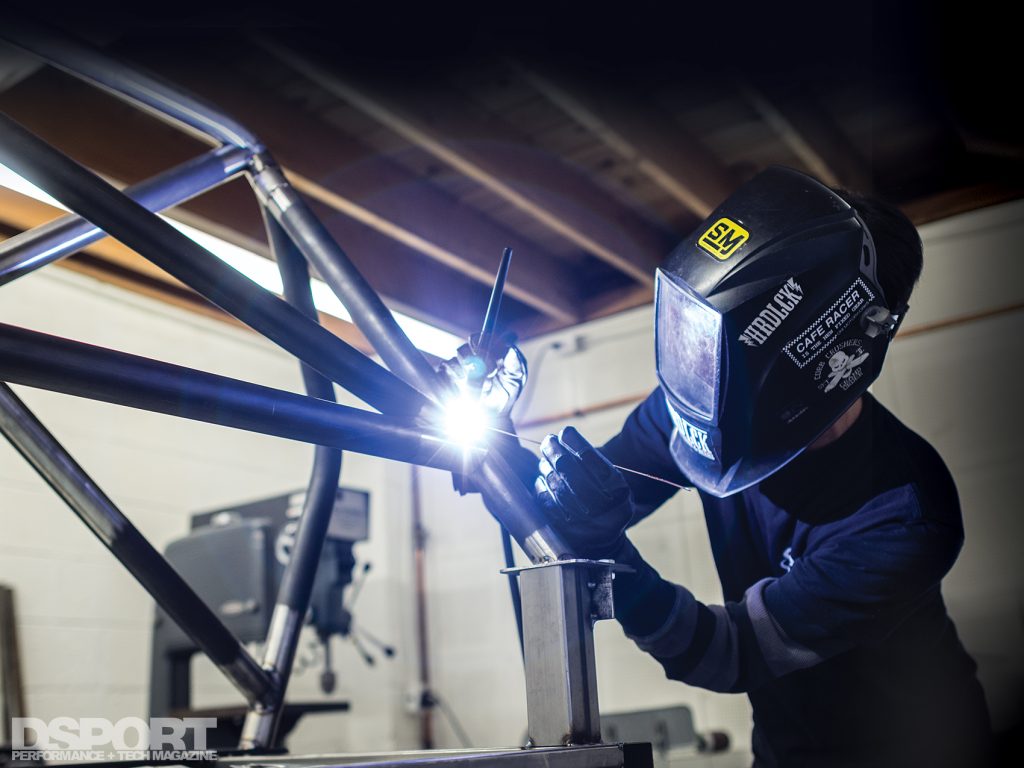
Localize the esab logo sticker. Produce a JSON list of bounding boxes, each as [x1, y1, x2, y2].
[[698, 218, 749, 260]]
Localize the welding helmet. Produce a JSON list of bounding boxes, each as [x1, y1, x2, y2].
[[656, 166, 907, 497]]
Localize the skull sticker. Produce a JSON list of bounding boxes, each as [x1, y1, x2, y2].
[[814, 340, 870, 393]]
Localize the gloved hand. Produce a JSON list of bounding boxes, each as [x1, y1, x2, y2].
[[437, 331, 527, 419], [534, 426, 635, 559]]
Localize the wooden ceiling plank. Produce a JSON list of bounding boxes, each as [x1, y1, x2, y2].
[[283, 170, 574, 323], [515, 66, 737, 219], [583, 284, 654, 322], [741, 80, 874, 193], [257, 38, 666, 287], [518, 283, 654, 341]]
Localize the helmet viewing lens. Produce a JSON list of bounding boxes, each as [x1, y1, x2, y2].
[[655, 269, 723, 422]]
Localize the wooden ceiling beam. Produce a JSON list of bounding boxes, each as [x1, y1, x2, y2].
[[584, 284, 654, 322], [282, 169, 575, 323], [129, 48, 581, 325], [514, 283, 655, 341], [514, 66, 736, 219], [258, 39, 670, 287], [741, 80, 874, 193]]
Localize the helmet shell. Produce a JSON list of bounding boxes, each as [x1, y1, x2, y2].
[[657, 166, 896, 496]]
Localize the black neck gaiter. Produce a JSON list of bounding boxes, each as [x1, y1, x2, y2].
[[759, 394, 879, 524]]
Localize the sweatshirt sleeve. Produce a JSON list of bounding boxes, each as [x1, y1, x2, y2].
[[612, 486, 964, 693]]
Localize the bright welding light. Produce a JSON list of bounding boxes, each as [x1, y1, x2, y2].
[[0, 163, 463, 359], [442, 394, 492, 448]]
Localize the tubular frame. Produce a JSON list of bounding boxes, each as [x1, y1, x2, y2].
[[0, 19, 575, 750]]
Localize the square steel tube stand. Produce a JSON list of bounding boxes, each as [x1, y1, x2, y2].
[[505, 560, 629, 747]]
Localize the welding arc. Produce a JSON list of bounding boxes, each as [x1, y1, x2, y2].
[[487, 427, 691, 492]]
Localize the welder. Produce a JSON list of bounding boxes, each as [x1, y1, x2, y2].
[[449, 167, 993, 767]]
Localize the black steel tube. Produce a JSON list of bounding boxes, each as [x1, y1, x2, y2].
[[269, 214, 342, 612], [1, 17, 260, 149], [240, 214, 343, 749], [477, 451, 568, 561], [251, 159, 440, 397], [0, 323, 470, 472], [0, 145, 250, 285], [0, 382, 274, 707], [0, 112, 430, 418]]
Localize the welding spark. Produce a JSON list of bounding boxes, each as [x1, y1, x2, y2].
[[442, 394, 492, 448]]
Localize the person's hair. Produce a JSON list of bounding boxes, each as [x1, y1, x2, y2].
[[832, 188, 924, 311]]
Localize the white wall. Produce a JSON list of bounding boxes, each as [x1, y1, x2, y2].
[[415, 198, 1024, 755], [0, 267, 422, 752]]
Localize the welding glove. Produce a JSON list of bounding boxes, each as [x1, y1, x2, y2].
[[437, 331, 527, 419], [535, 426, 635, 559]]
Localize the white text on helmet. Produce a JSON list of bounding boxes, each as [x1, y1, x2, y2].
[[739, 278, 804, 347]]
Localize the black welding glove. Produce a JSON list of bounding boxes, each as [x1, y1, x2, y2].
[[436, 331, 527, 420], [535, 428, 678, 627], [534, 426, 635, 559]]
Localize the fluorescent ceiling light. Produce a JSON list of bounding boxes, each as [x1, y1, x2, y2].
[[0, 162, 462, 358]]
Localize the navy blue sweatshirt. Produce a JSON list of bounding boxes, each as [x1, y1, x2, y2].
[[588, 391, 992, 767]]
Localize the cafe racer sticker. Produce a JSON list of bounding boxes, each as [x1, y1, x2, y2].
[[784, 278, 875, 368], [814, 340, 870, 393], [697, 217, 749, 260]]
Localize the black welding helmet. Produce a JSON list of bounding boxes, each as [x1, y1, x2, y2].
[[655, 166, 907, 497]]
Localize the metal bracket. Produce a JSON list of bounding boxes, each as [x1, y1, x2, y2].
[[503, 560, 632, 748]]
